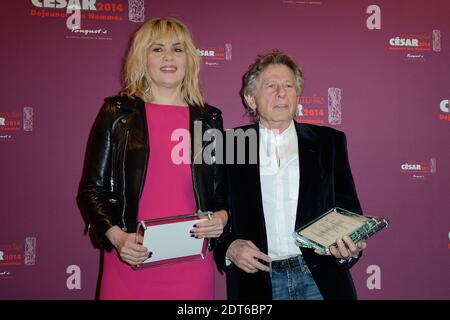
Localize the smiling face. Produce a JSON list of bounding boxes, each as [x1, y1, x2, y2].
[[147, 38, 187, 92], [245, 64, 299, 131]]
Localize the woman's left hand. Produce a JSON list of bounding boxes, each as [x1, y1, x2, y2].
[[190, 210, 228, 239]]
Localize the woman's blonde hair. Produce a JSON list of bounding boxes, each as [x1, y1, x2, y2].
[[121, 17, 205, 106]]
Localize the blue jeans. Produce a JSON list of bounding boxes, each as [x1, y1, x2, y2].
[[269, 255, 324, 300]]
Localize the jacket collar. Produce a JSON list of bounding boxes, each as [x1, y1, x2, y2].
[[189, 104, 215, 121], [124, 95, 213, 119], [114, 95, 147, 144]]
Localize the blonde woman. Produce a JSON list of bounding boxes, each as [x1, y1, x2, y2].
[[77, 17, 228, 299]]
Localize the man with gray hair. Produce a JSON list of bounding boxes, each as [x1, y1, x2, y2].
[[214, 51, 366, 300]]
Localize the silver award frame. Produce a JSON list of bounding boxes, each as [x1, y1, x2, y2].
[[293, 207, 389, 255], [133, 211, 212, 269]]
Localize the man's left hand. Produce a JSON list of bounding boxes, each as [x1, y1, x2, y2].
[[315, 235, 366, 259], [330, 235, 366, 259]]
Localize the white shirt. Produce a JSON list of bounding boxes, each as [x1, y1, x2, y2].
[[259, 121, 301, 260]]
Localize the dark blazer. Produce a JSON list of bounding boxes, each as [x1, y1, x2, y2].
[[214, 122, 362, 300], [77, 95, 227, 251]]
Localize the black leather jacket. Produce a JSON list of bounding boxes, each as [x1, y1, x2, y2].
[[77, 95, 227, 251]]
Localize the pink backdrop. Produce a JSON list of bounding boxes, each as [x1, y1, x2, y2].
[[1, 0, 449, 299]]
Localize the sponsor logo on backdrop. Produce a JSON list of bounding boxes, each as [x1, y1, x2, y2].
[[432, 30, 441, 52], [31, 0, 96, 10], [0, 238, 37, 270], [389, 31, 441, 61], [295, 88, 342, 125], [296, 95, 326, 125], [439, 99, 450, 122], [70, 27, 109, 36], [0, 270, 13, 279], [400, 158, 436, 179], [0, 243, 22, 267], [0, 238, 37, 269], [328, 88, 342, 124], [0, 108, 34, 142], [197, 44, 232, 67], [24, 237, 37, 266], [30, 0, 124, 20], [0, 112, 21, 132], [23, 107, 34, 132], [0, 134, 13, 141], [405, 53, 425, 61], [0, 111, 21, 142], [28, 1, 136, 41], [128, 0, 144, 23]]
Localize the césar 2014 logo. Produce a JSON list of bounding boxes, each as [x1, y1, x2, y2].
[[31, 0, 97, 10]]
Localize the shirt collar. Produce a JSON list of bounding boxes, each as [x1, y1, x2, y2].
[[259, 121, 296, 142]]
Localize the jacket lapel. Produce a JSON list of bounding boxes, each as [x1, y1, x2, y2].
[[294, 122, 321, 229], [189, 105, 207, 165], [251, 123, 269, 253], [119, 96, 148, 145]]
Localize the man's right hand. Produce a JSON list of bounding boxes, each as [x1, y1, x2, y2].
[[226, 239, 271, 273], [105, 226, 149, 266]]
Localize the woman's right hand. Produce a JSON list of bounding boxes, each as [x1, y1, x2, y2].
[[105, 226, 150, 266]]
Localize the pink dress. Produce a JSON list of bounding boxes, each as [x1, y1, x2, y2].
[[99, 103, 215, 300]]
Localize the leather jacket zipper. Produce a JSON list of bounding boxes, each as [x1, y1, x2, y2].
[[121, 130, 129, 231], [192, 135, 215, 211], [138, 124, 149, 201], [110, 144, 115, 193], [192, 123, 216, 250], [191, 160, 202, 211]]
